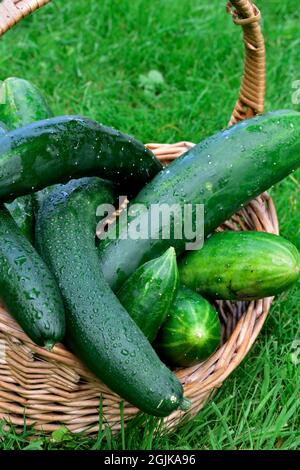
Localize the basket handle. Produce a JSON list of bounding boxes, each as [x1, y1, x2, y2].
[[0, 0, 265, 128], [227, 0, 265, 125]]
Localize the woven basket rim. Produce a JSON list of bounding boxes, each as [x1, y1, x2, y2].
[[0, 0, 51, 37], [0, 0, 275, 435]]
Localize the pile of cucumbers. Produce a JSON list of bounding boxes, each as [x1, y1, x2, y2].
[[0, 77, 300, 418]]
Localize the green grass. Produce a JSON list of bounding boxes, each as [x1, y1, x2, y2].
[[0, 0, 300, 450]]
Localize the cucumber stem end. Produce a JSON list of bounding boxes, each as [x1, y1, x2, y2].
[[44, 340, 55, 351], [179, 398, 192, 411]]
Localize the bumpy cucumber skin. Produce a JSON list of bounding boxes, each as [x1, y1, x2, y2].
[[0, 78, 52, 242], [0, 77, 51, 129], [178, 231, 300, 300], [155, 287, 221, 367], [0, 115, 162, 202], [98, 110, 300, 291], [118, 247, 179, 343], [35, 178, 184, 417], [0, 206, 65, 347]]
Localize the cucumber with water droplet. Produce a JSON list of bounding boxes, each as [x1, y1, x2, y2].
[[0, 115, 162, 202], [179, 231, 300, 300], [0, 205, 65, 347], [98, 110, 300, 291], [155, 287, 221, 367], [36, 177, 186, 417], [0, 78, 52, 242], [118, 247, 179, 342]]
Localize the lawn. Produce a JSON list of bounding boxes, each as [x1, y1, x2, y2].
[[0, 0, 299, 450]]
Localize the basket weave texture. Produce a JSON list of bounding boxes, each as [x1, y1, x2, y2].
[[0, 0, 278, 435], [0, 0, 50, 36]]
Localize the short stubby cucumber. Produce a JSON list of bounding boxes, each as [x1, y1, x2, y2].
[[155, 287, 221, 367], [98, 110, 300, 291], [0, 206, 65, 347], [118, 247, 179, 343], [179, 231, 300, 300], [0, 115, 162, 202], [0, 78, 53, 241], [178, 231, 300, 300], [35, 178, 186, 417], [0, 77, 51, 129]]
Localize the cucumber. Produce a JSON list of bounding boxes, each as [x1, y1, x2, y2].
[[118, 247, 179, 343], [0, 205, 65, 348], [98, 110, 300, 291], [0, 77, 51, 129], [155, 287, 221, 367], [178, 231, 300, 300], [0, 78, 52, 242], [0, 116, 162, 202], [35, 177, 186, 417]]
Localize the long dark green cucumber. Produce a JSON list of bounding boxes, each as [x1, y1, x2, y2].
[[0, 78, 53, 241], [98, 110, 300, 291], [0, 206, 65, 347], [35, 178, 186, 417], [0, 116, 162, 202], [179, 231, 300, 300], [118, 247, 179, 343]]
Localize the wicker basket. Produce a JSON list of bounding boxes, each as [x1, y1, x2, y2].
[[0, 0, 279, 435]]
